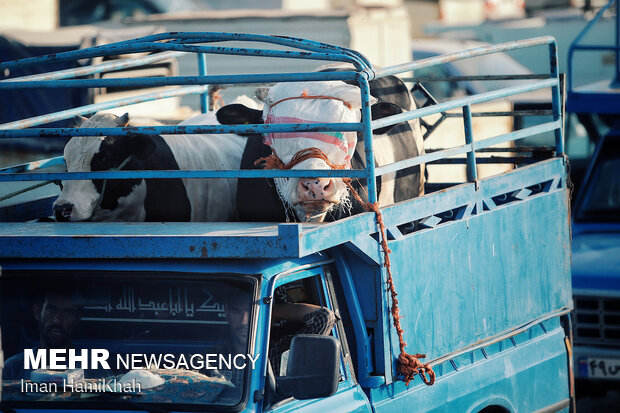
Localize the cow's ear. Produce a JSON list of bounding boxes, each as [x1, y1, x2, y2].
[[72, 115, 89, 127], [216, 104, 263, 129], [370, 102, 404, 135], [117, 113, 130, 127], [127, 134, 157, 160]]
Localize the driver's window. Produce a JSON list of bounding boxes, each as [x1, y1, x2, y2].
[[268, 275, 337, 378]]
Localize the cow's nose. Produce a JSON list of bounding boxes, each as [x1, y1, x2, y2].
[[298, 177, 335, 200], [53, 203, 73, 222]]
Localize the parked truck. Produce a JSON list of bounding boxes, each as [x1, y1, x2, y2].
[[566, 0, 620, 394], [0, 33, 573, 412]]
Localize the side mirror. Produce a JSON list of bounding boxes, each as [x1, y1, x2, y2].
[[276, 335, 340, 400]]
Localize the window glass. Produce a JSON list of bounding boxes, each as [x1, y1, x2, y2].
[[576, 141, 620, 222], [1, 272, 257, 410]]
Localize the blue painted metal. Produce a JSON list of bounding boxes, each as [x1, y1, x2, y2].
[[567, 0, 620, 114], [374, 36, 557, 78], [0, 42, 368, 73], [0, 71, 360, 90], [197, 53, 209, 113], [0, 32, 572, 413], [358, 74, 378, 205], [0, 84, 209, 129], [549, 42, 565, 157], [462, 104, 477, 183], [375, 121, 561, 176], [0, 121, 362, 138], [0, 156, 64, 173], [0, 51, 184, 83], [0, 157, 568, 261]]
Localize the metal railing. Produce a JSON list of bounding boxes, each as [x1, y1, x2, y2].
[[568, 0, 619, 92], [0, 33, 564, 208]]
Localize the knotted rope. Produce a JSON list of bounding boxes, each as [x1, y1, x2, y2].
[[258, 146, 435, 386], [343, 180, 435, 386], [254, 147, 348, 170], [269, 90, 353, 110]]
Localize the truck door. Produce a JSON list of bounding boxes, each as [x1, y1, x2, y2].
[[262, 266, 372, 413]]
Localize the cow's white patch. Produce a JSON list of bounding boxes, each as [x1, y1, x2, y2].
[[55, 112, 246, 222], [55, 132, 104, 221], [169, 112, 247, 222], [372, 134, 396, 207]]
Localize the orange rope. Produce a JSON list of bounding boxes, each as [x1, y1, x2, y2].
[[254, 147, 348, 170], [344, 181, 435, 386], [257, 147, 436, 386], [269, 90, 353, 110]]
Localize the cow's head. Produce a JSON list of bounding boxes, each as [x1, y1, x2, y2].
[[53, 113, 157, 221], [217, 81, 403, 222]]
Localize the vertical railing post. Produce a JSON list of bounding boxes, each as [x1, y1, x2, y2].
[[615, 0, 620, 86], [357, 73, 378, 205], [549, 41, 565, 156], [198, 53, 209, 113], [462, 104, 478, 184]]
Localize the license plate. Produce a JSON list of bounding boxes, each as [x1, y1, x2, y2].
[[579, 357, 620, 379]]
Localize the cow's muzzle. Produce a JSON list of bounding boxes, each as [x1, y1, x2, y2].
[[53, 203, 74, 222]]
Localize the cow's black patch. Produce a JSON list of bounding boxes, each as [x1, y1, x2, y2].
[[236, 134, 288, 222], [91, 134, 191, 221], [216, 104, 263, 136]]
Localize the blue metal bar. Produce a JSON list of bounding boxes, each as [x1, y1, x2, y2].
[[333, 253, 378, 387], [616, 0, 619, 85], [66, 31, 372, 72], [463, 105, 478, 183], [549, 42, 565, 156], [371, 78, 557, 129], [0, 85, 209, 129], [1, 51, 184, 82], [567, 0, 616, 92], [0, 168, 368, 183], [0, 42, 362, 72], [197, 53, 209, 113], [0, 156, 65, 173], [0, 70, 359, 89], [106, 32, 358, 57], [570, 44, 620, 51], [0, 122, 362, 138], [0, 34, 565, 191], [375, 36, 557, 79], [357, 73, 378, 205], [375, 121, 561, 176]]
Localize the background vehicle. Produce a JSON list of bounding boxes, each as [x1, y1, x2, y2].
[[566, 0, 620, 406], [438, 0, 526, 23], [0, 34, 572, 412]]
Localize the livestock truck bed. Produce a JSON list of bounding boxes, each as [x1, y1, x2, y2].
[[0, 33, 572, 413]]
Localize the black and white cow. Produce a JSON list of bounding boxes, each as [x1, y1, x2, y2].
[[53, 112, 246, 222], [216, 75, 424, 222]]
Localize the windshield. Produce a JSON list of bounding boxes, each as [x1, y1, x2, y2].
[[575, 138, 620, 222], [1, 272, 257, 410]]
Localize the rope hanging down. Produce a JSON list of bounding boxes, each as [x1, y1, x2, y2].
[[258, 146, 435, 386]]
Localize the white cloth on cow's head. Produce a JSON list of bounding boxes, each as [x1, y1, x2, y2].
[[262, 81, 376, 168]]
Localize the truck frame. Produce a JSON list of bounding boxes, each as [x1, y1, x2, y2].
[[0, 33, 572, 412]]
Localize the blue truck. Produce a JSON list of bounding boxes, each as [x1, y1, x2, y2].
[[566, 0, 620, 392], [0, 33, 573, 412]]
